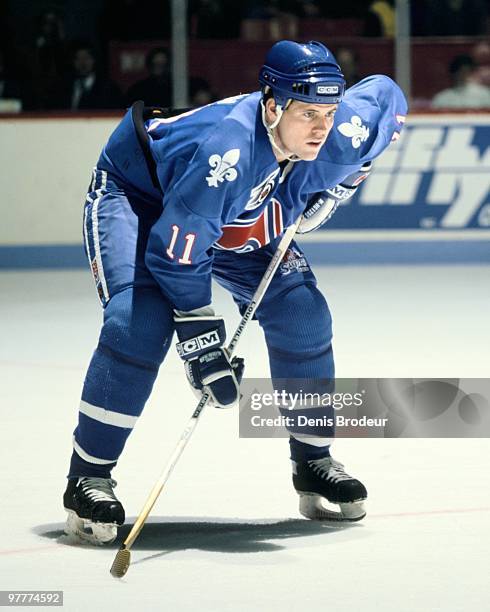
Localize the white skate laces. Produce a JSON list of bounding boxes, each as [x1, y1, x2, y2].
[[309, 457, 353, 484], [78, 477, 118, 503]]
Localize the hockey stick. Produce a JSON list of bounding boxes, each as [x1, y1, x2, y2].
[[110, 214, 303, 578]]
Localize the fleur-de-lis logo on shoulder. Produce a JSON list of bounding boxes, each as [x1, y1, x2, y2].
[[206, 148, 241, 188], [337, 116, 370, 149]]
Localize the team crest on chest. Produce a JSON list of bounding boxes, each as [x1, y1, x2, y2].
[[206, 148, 240, 188], [215, 198, 284, 253], [245, 168, 281, 210]]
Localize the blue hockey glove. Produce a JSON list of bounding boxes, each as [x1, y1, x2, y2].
[[297, 162, 372, 234], [174, 309, 244, 409]]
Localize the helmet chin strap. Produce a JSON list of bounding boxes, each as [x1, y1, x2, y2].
[[260, 99, 301, 163]]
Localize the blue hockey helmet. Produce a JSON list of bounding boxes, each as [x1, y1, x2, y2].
[[259, 40, 345, 107]]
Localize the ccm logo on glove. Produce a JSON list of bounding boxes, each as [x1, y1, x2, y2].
[[177, 330, 221, 357], [174, 311, 244, 409]]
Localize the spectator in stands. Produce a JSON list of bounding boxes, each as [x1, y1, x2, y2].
[[335, 47, 361, 89], [432, 54, 490, 109], [364, 0, 395, 37], [34, 9, 66, 75], [126, 47, 172, 107], [30, 9, 68, 110], [472, 41, 490, 88], [189, 76, 216, 107], [54, 42, 123, 110]]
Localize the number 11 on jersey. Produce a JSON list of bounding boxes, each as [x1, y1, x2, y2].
[[166, 224, 196, 264]]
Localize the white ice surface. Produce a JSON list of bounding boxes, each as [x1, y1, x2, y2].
[[0, 266, 489, 612]]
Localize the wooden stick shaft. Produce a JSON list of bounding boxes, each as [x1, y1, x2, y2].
[[121, 215, 302, 551]]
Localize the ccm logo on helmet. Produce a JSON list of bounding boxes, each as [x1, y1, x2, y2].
[[317, 85, 340, 95]]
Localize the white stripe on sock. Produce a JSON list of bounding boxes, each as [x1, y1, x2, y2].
[[72, 436, 117, 465], [79, 400, 138, 429], [290, 433, 334, 447]]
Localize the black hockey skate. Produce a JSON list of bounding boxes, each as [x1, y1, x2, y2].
[[292, 456, 367, 522], [63, 477, 125, 545]]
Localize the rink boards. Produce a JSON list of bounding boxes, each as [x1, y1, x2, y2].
[[0, 112, 488, 266]]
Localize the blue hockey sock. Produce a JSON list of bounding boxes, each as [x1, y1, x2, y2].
[[257, 282, 335, 462], [68, 287, 174, 479], [68, 450, 116, 479], [289, 437, 331, 462]]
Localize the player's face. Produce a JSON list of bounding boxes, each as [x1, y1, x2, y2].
[[267, 99, 338, 161]]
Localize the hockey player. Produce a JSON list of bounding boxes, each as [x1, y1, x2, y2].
[[63, 40, 408, 543]]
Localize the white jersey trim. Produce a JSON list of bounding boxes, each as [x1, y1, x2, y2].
[[82, 205, 92, 276], [90, 172, 110, 302]]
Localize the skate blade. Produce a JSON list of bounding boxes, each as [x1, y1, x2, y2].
[[64, 509, 118, 545], [298, 493, 366, 522]]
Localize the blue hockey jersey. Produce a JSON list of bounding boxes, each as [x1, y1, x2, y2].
[[96, 75, 407, 310]]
